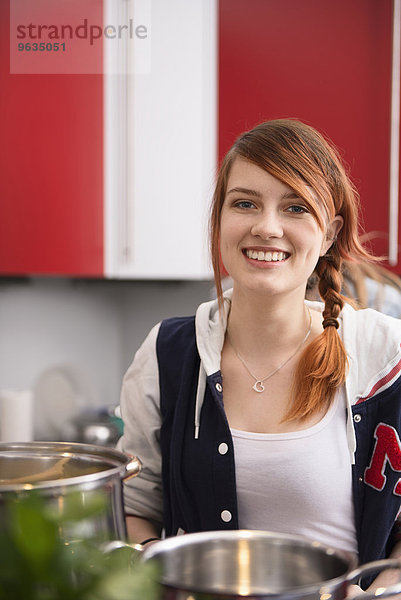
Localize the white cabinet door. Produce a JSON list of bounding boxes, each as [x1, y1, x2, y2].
[[104, 0, 217, 279]]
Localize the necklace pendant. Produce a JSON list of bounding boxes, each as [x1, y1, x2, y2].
[[253, 381, 265, 393]]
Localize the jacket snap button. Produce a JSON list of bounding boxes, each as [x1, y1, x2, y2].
[[353, 414, 362, 423], [221, 510, 232, 522], [215, 382, 223, 393], [218, 442, 228, 455]]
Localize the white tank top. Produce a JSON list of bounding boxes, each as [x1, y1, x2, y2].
[[231, 389, 358, 556]]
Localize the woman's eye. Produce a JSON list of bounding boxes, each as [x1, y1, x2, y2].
[[287, 204, 309, 214], [234, 200, 256, 209]]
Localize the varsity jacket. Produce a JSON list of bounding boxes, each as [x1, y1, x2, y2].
[[118, 290, 401, 566]]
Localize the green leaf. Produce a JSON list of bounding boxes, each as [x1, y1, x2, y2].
[[0, 492, 162, 600], [46, 490, 108, 523], [10, 497, 58, 572], [88, 562, 161, 600]]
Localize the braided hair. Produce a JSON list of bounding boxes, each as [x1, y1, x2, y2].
[[285, 251, 349, 421], [210, 119, 377, 421]]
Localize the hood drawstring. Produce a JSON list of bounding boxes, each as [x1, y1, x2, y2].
[[194, 363, 206, 439], [345, 385, 357, 465], [193, 291, 230, 440]]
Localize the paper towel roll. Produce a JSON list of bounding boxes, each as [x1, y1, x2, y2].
[[0, 389, 34, 442]]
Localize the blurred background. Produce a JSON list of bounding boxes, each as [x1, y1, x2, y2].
[[0, 0, 400, 442]]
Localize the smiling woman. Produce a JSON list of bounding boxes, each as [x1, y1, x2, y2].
[[211, 121, 362, 424], [117, 119, 401, 596]]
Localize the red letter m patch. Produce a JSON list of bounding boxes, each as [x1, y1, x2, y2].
[[365, 423, 401, 496]]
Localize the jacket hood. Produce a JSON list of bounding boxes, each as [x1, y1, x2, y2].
[[195, 288, 231, 377]]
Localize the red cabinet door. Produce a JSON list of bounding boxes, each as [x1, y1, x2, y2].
[[219, 0, 397, 268], [0, 0, 104, 276]]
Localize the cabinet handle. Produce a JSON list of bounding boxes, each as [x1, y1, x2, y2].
[[104, 0, 131, 274], [389, 0, 401, 266]]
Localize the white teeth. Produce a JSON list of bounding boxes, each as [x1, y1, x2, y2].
[[246, 250, 288, 262]]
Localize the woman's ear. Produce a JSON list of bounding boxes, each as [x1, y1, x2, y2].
[[320, 215, 344, 256]]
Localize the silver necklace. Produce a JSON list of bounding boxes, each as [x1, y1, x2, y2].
[[227, 308, 312, 393]]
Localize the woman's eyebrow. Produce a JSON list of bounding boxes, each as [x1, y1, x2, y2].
[[282, 191, 300, 199], [226, 186, 262, 197]]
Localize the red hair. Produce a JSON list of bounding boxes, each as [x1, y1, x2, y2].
[[209, 119, 377, 421]]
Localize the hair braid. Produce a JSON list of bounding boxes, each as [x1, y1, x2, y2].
[[316, 253, 344, 328], [284, 251, 349, 422]]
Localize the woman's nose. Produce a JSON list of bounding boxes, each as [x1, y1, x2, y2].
[[250, 210, 284, 239]]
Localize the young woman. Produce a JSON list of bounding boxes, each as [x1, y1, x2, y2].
[[117, 119, 401, 594]]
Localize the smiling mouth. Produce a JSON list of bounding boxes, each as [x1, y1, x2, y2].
[[245, 249, 290, 262]]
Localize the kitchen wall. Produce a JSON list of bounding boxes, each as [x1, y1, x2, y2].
[[0, 277, 213, 437]]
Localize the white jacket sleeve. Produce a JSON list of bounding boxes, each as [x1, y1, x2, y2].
[[116, 322, 163, 528]]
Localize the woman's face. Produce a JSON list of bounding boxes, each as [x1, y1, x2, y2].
[[219, 157, 342, 299]]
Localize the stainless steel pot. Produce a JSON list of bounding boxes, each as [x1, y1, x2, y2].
[[0, 441, 141, 542], [143, 530, 401, 600]]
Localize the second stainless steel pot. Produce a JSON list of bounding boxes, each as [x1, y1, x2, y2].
[[143, 530, 401, 600], [0, 441, 141, 542]]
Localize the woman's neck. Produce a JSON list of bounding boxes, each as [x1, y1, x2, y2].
[[227, 287, 310, 360]]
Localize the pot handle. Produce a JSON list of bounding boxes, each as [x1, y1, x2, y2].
[[101, 540, 144, 567], [123, 455, 142, 481], [346, 558, 401, 599], [101, 540, 143, 553]]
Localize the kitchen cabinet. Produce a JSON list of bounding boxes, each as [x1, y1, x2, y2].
[[1, 0, 399, 277], [0, 0, 104, 277], [104, 0, 217, 279], [0, 0, 217, 279], [219, 0, 401, 271]]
